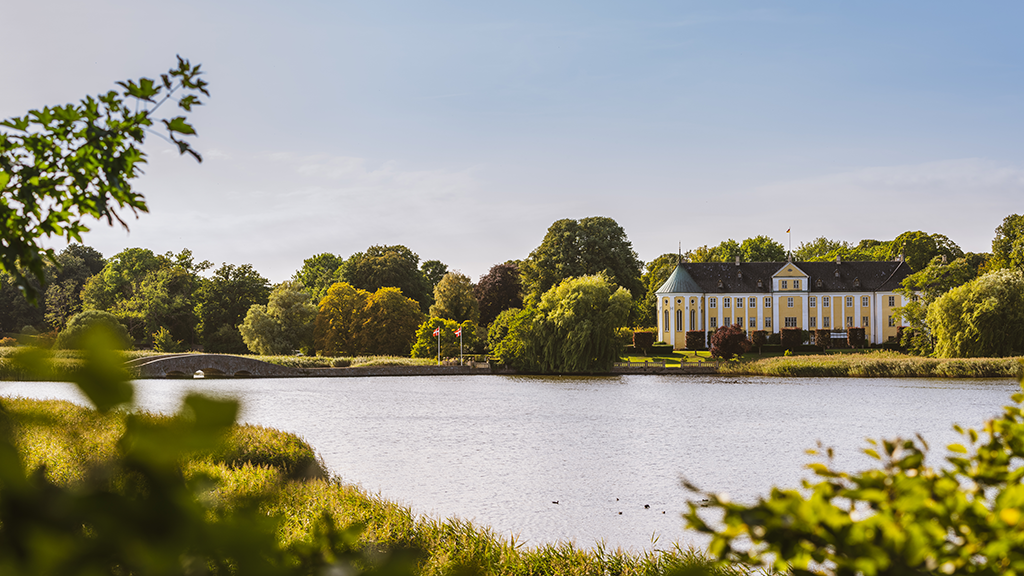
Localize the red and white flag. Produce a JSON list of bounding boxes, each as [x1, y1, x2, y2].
[[454, 327, 462, 337], [432, 327, 440, 337]]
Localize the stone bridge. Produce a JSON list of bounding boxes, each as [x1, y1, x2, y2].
[[126, 354, 303, 379]]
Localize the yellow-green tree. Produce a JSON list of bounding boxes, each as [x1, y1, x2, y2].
[[428, 271, 479, 324], [313, 282, 370, 356], [928, 268, 1024, 358], [411, 317, 480, 359], [355, 287, 423, 356], [240, 280, 317, 355]]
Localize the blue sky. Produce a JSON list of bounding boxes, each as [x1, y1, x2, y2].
[[5, 1, 1023, 281]]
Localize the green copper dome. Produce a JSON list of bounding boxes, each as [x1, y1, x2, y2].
[[655, 263, 702, 294]]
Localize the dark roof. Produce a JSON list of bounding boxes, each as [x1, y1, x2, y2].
[[655, 263, 703, 294], [655, 261, 912, 293]]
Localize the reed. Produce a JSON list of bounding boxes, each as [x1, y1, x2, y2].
[[721, 351, 1023, 378]]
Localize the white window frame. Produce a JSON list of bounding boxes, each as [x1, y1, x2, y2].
[[823, 297, 831, 307], [749, 297, 756, 308], [846, 296, 853, 307], [810, 317, 817, 328], [724, 297, 731, 308], [793, 280, 800, 289], [862, 296, 869, 307], [809, 296, 816, 307], [710, 317, 718, 328], [710, 297, 717, 308], [824, 317, 831, 328], [736, 297, 743, 309], [764, 317, 772, 328], [764, 297, 772, 308], [781, 280, 788, 289], [889, 296, 896, 307], [787, 297, 794, 308], [785, 317, 797, 328]]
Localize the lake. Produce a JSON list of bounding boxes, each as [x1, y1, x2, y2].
[[1, 374, 1019, 551]]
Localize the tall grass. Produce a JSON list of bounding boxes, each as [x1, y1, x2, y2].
[[1, 396, 752, 576], [722, 351, 1023, 378]]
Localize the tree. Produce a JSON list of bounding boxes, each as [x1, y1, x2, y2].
[[638, 254, 679, 328], [709, 325, 751, 359], [896, 255, 981, 354], [794, 237, 851, 261], [420, 260, 448, 292], [991, 213, 1024, 270], [293, 252, 345, 303], [429, 271, 479, 324], [887, 231, 964, 272], [474, 262, 523, 326], [195, 263, 270, 353], [685, 382, 1024, 576], [928, 268, 1024, 358], [54, 309, 131, 350], [313, 282, 370, 356], [354, 287, 424, 356], [487, 308, 522, 352], [411, 317, 480, 359], [239, 281, 317, 356], [740, 235, 786, 262], [0, 58, 208, 302], [342, 245, 431, 311], [520, 217, 644, 306], [491, 275, 631, 373]]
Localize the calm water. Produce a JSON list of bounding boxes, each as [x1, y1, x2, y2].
[[1, 374, 1018, 551]]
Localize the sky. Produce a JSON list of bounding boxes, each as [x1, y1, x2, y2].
[[4, 1, 1023, 282]]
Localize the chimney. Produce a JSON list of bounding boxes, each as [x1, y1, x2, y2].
[[836, 254, 842, 265], [735, 256, 740, 266], [941, 254, 947, 264]]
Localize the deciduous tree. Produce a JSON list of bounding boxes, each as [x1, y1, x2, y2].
[[342, 245, 431, 311], [474, 262, 523, 326], [195, 263, 270, 353], [896, 255, 981, 354], [429, 271, 479, 324], [411, 317, 480, 359], [991, 213, 1024, 270], [639, 254, 678, 328], [355, 287, 424, 356], [293, 252, 345, 303], [709, 325, 750, 359], [740, 235, 786, 262], [928, 268, 1024, 357], [240, 280, 317, 356], [313, 282, 370, 356]]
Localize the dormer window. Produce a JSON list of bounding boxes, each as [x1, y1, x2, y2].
[[853, 278, 861, 288], [718, 279, 723, 288], [834, 270, 840, 278], [757, 279, 763, 288], [816, 278, 823, 288]]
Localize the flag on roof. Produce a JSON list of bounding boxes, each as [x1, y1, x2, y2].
[[786, 228, 791, 233]]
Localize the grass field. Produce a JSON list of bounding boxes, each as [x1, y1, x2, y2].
[[3, 396, 749, 576]]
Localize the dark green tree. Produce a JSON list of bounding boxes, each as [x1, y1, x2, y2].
[[196, 263, 270, 353], [0, 58, 208, 302], [341, 245, 431, 312], [887, 231, 964, 271], [740, 235, 786, 262], [420, 259, 449, 292], [54, 309, 132, 349], [520, 217, 643, 306], [991, 213, 1024, 270], [474, 262, 523, 326], [639, 253, 679, 328]]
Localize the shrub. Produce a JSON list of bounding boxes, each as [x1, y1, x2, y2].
[[710, 325, 751, 360], [780, 328, 802, 351], [814, 329, 831, 349], [767, 331, 781, 345], [632, 330, 656, 355], [686, 330, 707, 350], [0, 337, 16, 347], [152, 326, 184, 353], [650, 344, 674, 355], [54, 310, 131, 350], [847, 327, 866, 349], [331, 358, 352, 368], [750, 330, 767, 350]]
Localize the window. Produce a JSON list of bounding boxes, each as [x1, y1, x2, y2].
[[724, 317, 731, 327], [710, 298, 717, 308], [736, 297, 743, 308], [676, 309, 683, 330], [888, 296, 896, 307], [846, 296, 853, 307], [765, 317, 772, 328], [823, 317, 831, 328], [823, 297, 830, 307], [785, 317, 797, 328], [889, 315, 895, 327], [749, 297, 756, 308], [787, 297, 794, 308], [736, 317, 743, 328], [810, 317, 817, 328], [663, 310, 669, 328], [793, 280, 800, 289], [810, 296, 816, 307], [724, 297, 731, 308], [749, 317, 756, 329], [781, 280, 788, 289], [862, 296, 869, 307], [764, 297, 772, 308], [846, 316, 853, 328], [863, 316, 869, 327], [710, 317, 717, 329]]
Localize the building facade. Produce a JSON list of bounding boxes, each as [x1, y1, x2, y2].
[[655, 258, 912, 348]]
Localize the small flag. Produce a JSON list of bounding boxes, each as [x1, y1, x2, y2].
[[454, 327, 462, 337], [786, 228, 791, 233], [432, 327, 440, 337]]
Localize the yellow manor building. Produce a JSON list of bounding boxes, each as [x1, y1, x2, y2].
[[655, 257, 913, 348]]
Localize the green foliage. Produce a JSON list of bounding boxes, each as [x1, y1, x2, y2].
[[342, 245, 431, 312], [474, 261, 523, 326], [991, 213, 1024, 270], [314, 283, 423, 356], [687, 371, 1024, 576], [493, 275, 631, 373], [428, 271, 479, 324], [420, 259, 448, 293], [895, 255, 980, 355], [196, 263, 271, 353], [520, 217, 644, 306], [240, 280, 317, 356], [0, 58, 208, 303], [293, 252, 346, 303], [640, 253, 679, 327], [411, 317, 481, 359], [887, 230, 964, 272], [719, 351, 1024, 378], [486, 307, 521, 353], [739, 235, 786, 262], [153, 325, 184, 353], [709, 325, 750, 360], [929, 268, 1024, 358], [54, 310, 131, 350]]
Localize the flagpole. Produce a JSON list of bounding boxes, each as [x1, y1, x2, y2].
[[460, 332, 463, 365], [436, 328, 440, 366]]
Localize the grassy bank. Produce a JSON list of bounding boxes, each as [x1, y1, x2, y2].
[[720, 351, 1023, 378], [4, 397, 746, 576]]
